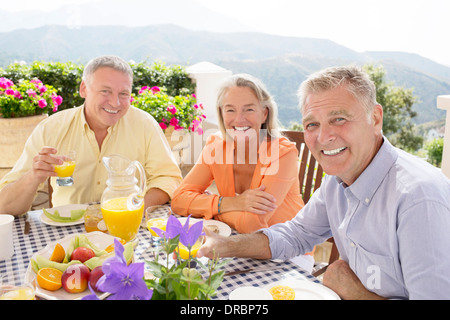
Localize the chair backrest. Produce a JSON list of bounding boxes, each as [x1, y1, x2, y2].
[[282, 130, 323, 203], [283, 130, 340, 277]]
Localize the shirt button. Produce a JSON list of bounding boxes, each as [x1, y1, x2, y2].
[[350, 242, 356, 248]]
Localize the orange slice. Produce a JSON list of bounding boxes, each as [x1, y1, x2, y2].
[[269, 285, 295, 300], [49, 243, 65, 263], [105, 239, 127, 253], [37, 268, 63, 291]]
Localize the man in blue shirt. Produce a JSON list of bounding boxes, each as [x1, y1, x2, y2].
[[198, 66, 450, 299]]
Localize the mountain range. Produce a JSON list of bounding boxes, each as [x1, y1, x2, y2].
[[0, 22, 448, 126]]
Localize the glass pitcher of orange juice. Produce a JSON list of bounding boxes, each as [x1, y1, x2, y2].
[[101, 155, 146, 242]]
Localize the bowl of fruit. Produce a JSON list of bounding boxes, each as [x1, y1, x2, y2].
[[24, 232, 134, 300]]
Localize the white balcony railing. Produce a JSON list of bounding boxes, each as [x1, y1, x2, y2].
[[437, 95, 450, 178]]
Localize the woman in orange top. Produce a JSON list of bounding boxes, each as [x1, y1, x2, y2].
[[171, 74, 304, 234]]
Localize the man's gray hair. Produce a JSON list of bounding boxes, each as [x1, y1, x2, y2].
[[297, 65, 378, 115], [82, 55, 133, 83]]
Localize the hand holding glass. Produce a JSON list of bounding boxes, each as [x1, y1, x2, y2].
[[54, 150, 76, 186]]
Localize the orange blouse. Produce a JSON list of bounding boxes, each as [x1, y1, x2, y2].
[[171, 133, 304, 233]]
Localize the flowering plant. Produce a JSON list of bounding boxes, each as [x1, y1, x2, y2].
[[132, 86, 206, 135], [83, 215, 228, 300], [0, 77, 63, 118]]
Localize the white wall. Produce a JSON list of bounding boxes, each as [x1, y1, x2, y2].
[[437, 95, 450, 178]]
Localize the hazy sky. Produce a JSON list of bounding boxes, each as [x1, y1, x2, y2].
[[2, 0, 449, 66]]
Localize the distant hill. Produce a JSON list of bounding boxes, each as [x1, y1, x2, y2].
[[0, 24, 448, 126]]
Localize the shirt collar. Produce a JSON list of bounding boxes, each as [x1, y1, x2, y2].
[[80, 104, 115, 134], [344, 137, 398, 206]]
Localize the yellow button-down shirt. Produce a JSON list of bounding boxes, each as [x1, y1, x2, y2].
[[0, 105, 182, 207]]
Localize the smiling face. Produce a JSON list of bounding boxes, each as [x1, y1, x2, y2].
[[221, 86, 268, 143], [80, 67, 132, 132], [302, 85, 384, 185]]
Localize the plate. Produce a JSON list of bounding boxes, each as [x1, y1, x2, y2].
[[229, 287, 273, 300], [177, 217, 232, 237], [40, 204, 88, 226], [24, 232, 118, 300], [266, 280, 340, 300]]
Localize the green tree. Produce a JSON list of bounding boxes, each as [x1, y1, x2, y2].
[[363, 64, 423, 152], [425, 138, 443, 167]]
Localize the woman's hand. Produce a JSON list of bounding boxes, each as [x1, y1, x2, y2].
[[224, 185, 277, 215]]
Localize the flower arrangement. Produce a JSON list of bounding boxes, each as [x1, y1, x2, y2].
[[0, 77, 63, 118], [132, 86, 206, 135], [83, 216, 228, 300]]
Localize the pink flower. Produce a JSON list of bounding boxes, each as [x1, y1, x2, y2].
[[191, 119, 201, 132], [52, 95, 63, 106], [0, 77, 13, 89], [192, 94, 196, 99], [27, 89, 37, 97], [5, 89, 14, 96], [53, 106, 58, 112], [138, 86, 148, 94], [167, 105, 177, 115], [14, 90, 22, 99], [151, 86, 161, 94], [194, 104, 199, 109], [38, 99, 47, 109], [169, 117, 179, 127], [39, 86, 47, 94], [159, 122, 167, 130], [30, 79, 42, 86], [196, 127, 204, 135]]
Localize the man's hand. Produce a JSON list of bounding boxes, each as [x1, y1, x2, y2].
[[31, 146, 61, 185], [322, 260, 386, 300], [197, 229, 272, 260]]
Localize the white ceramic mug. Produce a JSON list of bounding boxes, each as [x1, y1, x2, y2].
[[0, 215, 14, 260]]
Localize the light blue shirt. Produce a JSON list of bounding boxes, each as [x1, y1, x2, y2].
[[263, 138, 450, 299]]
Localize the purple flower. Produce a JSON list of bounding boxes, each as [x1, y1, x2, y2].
[[90, 239, 153, 300], [151, 215, 182, 240], [178, 216, 204, 248]]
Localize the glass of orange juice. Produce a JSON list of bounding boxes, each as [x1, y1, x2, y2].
[[145, 205, 170, 249], [101, 197, 144, 242], [176, 236, 204, 260], [54, 150, 76, 186], [0, 276, 35, 300]]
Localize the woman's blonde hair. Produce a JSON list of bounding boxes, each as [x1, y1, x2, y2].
[[216, 73, 281, 139]]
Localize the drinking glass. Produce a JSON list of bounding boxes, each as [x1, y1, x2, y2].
[[145, 205, 170, 249], [0, 275, 35, 300], [54, 150, 76, 186], [176, 235, 205, 260]]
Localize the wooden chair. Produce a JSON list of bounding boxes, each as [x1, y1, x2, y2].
[[282, 130, 339, 277]]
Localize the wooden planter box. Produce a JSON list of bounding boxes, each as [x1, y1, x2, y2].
[[0, 114, 47, 169]]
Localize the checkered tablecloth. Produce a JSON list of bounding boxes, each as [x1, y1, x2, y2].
[[0, 209, 320, 300]]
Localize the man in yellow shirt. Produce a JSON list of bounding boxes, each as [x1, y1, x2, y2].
[[0, 55, 182, 216]]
